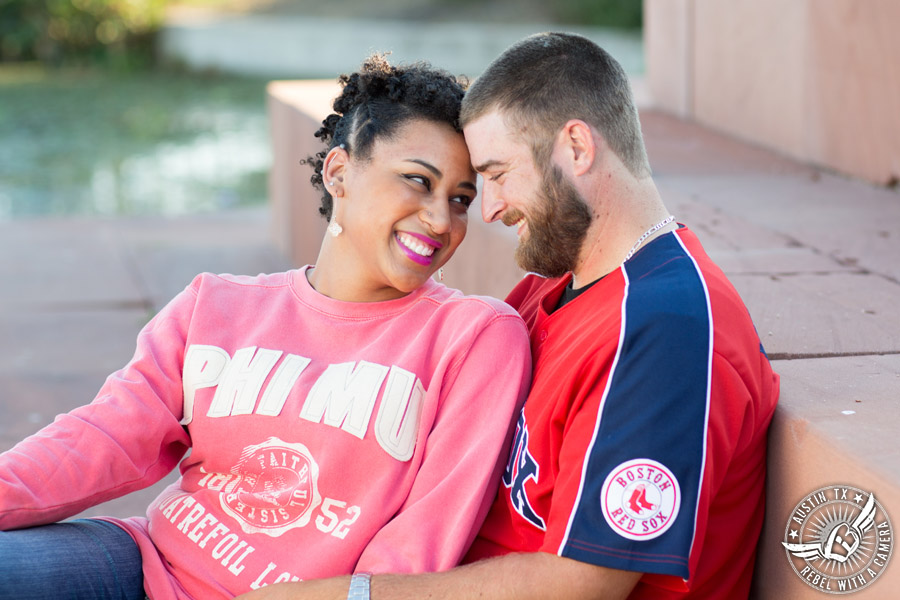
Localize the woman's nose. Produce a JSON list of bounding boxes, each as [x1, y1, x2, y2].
[[421, 200, 451, 234]]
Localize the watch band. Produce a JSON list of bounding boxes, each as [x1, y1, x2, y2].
[[347, 572, 372, 600]]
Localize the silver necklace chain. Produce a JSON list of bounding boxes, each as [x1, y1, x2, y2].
[[623, 215, 675, 262]]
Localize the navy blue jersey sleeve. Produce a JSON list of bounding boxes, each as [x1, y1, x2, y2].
[[558, 235, 712, 579]]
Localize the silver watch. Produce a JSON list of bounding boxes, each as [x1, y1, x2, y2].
[[347, 572, 372, 600]]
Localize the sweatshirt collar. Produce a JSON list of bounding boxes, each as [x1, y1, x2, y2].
[[290, 265, 437, 319]]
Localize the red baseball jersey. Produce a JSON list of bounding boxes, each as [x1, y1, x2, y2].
[[466, 226, 779, 599]]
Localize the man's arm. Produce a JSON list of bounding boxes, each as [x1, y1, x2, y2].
[[236, 552, 642, 600]]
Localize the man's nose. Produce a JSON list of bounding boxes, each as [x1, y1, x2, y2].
[[480, 181, 505, 224]]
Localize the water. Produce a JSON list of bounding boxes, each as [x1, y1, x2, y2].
[[0, 66, 272, 220]]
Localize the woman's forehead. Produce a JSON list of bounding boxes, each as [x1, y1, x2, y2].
[[371, 120, 472, 171]]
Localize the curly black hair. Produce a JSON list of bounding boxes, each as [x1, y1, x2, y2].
[[304, 54, 468, 221]]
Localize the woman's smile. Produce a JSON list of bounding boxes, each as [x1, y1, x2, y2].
[[395, 231, 443, 265]]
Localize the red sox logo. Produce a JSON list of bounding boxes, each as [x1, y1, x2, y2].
[[601, 458, 681, 541], [220, 437, 322, 537]]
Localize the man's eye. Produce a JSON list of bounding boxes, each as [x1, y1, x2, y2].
[[488, 172, 505, 182]]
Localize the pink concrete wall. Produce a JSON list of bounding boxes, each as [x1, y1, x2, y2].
[[645, 0, 900, 186], [805, 2, 900, 185], [267, 80, 336, 266], [644, 0, 692, 118]]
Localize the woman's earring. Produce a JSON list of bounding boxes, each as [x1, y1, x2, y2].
[[438, 268, 444, 282], [327, 219, 343, 237]]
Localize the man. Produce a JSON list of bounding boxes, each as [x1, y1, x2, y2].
[[241, 32, 779, 600]]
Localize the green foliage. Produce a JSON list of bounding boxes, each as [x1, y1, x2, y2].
[[435, 0, 642, 28], [0, 0, 167, 68], [552, 0, 643, 29], [0, 65, 271, 218]]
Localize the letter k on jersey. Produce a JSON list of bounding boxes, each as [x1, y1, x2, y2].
[[502, 413, 546, 530]]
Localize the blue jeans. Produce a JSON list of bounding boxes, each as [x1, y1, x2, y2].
[[0, 518, 145, 600]]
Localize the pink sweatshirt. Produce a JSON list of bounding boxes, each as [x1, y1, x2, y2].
[[0, 267, 531, 599]]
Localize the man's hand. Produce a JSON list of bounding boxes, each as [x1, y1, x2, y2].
[[234, 552, 640, 600], [236, 576, 350, 600]]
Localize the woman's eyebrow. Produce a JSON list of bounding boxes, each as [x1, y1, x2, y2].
[[406, 158, 476, 191], [405, 158, 442, 177]]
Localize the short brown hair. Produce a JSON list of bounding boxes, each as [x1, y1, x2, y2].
[[461, 32, 650, 178]]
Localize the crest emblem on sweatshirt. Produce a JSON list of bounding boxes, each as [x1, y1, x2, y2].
[[600, 458, 680, 541], [221, 437, 322, 537], [782, 485, 892, 594]]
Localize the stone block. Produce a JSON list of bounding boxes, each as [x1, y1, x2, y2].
[[730, 272, 900, 358], [643, 0, 692, 116], [753, 355, 900, 598], [805, 0, 900, 185], [690, 0, 807, 160], [267, 80, 336, 267]]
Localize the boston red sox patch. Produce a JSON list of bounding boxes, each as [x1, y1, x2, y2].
[[601, 458, 681, 541]]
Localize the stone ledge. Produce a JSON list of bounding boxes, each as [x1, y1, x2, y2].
[[753, 355, 900, 599]]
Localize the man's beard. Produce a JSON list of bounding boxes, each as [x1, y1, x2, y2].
[[507, 165, 592, 278]]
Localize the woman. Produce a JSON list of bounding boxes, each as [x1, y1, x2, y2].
[[0, 55, 531, 600]]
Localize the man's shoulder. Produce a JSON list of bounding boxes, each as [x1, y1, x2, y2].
[[505, 272, 565, 311]]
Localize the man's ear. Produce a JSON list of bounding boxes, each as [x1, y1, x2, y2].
[[323, 146, 349, 195], [555, 119, 597, 177]]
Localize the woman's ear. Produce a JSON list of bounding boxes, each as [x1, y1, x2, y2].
[[554, 119, 597, 177], [323, 145, 349, 197]]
